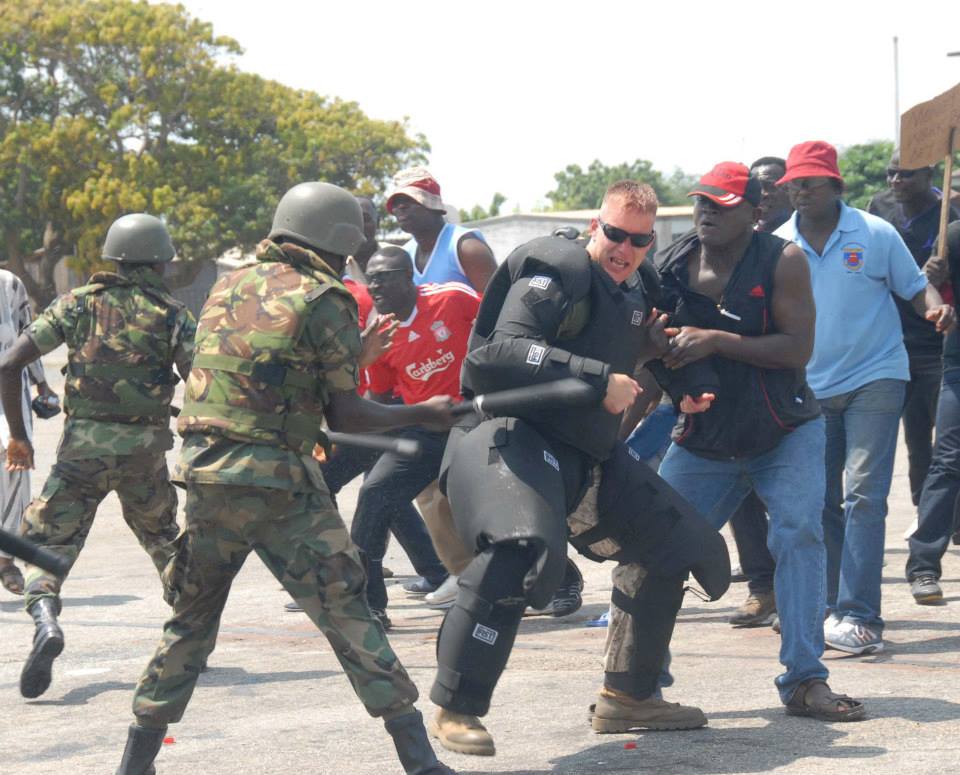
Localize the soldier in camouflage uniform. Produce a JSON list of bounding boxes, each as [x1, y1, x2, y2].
[[113, 182, 457, 775], [0, 213, 195, 702]]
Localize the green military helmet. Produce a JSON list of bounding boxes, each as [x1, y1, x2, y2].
[[102, 213, 176, 263], [268, 182, 364, 258]]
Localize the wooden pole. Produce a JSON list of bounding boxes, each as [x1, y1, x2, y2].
[[939, 127, 956, 262]]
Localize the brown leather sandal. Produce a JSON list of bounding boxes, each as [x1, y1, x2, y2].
[[0, 561, 24, 595], [785, 678, 865, 722]]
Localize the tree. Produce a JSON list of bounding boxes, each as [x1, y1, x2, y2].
[[545, 159, 693, 210], [663, 167, 700, 206], [459, 192, 506, 223], [0, 0, 427, 307], [838, 141, 894, 210]]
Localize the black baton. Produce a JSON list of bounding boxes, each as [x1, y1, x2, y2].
[[326, 432, 422, 459], [0, 529, 71, 578], [452, 377, 598, 417]]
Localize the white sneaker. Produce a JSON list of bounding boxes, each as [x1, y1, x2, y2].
[[425, 575, 459, 609], [824, 611, 843, 638], [825, 620, 884, 655]]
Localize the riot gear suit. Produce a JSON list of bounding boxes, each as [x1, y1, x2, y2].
[[430, 236, 729, 721]]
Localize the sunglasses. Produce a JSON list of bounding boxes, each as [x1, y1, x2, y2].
[[599, 220, 655, 248], [366, 268, 409, 286], [886, 168, 920, 179]]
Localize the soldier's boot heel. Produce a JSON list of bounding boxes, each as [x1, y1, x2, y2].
[[386, 709, 459, 774], [115, 723, 166, 775], [20, 597, 64, 699]]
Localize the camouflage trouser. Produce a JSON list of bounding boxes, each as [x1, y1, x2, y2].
[[568, 465, 684, 697], [131, 481, 419, 727], [22, 453, 179, 609]]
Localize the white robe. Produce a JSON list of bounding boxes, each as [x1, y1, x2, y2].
[[0, 269, 47, 557]]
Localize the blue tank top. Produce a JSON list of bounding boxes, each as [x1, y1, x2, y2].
[[403, 223, 488, 287]]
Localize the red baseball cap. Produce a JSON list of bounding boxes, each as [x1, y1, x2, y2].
[[688, 162, 761, 207], [386, 167, 446, 213], [778, 140, 842, 185]]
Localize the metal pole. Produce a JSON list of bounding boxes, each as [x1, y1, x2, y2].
[[894, 36, 901, 147]]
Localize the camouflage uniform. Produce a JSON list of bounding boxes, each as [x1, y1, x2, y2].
[[22, 266, 194, 609], [131, 240, 418, 728]]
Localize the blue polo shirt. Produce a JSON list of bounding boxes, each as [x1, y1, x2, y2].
[[776, 202, 927, 399]]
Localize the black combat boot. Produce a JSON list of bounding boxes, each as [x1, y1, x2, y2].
[[115, 723, 166, 775], [385, 709, 458, 775], [20, 597, 64, 698]]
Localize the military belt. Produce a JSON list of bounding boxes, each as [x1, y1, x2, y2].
[[65, 396, 169, 421], [180, 401, 324, 455], [67, 362, 176, 385], [191, 353, 317, 391]]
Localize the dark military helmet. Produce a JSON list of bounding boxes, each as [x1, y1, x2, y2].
[[101, 213, 176, 263], [269, 182, 365, 258]]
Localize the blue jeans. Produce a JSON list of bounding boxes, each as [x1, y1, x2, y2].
[[902, 365, 940, 506], [350, 427, 449, 611], [820, 379, 905, 629], [907, 367, 960, 580], [659, 417, 828, 704]]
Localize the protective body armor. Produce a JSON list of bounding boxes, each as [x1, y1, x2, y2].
[[64, 272, 182, 424], [463, 236, 650, 462], [179, 249, 354, 456]]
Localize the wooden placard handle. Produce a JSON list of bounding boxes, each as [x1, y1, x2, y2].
[[940, 127, 956, 264]]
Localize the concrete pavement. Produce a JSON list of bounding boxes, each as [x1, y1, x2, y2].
[[1, 351, 959, 774]]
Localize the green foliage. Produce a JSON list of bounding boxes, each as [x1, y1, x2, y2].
[[0, 0, 427, 305], [460, 192, 507, 223], [838, 141, 894, 210], [545, 159, 696, 210]]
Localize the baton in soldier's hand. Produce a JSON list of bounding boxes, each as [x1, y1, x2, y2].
[[452, 377, 599, 417], [0, 529, 70, 578], [325, 432, 422, 459]]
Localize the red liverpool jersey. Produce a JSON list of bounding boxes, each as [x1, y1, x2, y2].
[[367, 282, 480, 404], [343, 278, 373, 395]]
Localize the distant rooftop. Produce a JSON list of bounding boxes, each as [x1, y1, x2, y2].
[[463, 206, 694, 227]]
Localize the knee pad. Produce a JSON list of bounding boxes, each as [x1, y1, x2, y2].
[[441, 417, 570, 608], [430, 543, 534, 716]]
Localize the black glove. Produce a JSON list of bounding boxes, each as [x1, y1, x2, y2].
[[32, 394, 61, 420]]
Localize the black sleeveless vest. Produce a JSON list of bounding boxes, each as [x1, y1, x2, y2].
[[658, 231, 820, 460]]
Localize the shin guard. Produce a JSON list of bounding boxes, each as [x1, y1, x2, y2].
[[430, 544, 532, 716]]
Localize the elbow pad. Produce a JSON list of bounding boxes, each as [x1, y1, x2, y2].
[[461, 337, 608, 403]]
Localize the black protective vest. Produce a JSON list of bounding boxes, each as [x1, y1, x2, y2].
[[466, 238, 650, 461], [658, 231, 820, 460]]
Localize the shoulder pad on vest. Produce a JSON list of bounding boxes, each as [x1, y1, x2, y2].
[[505, 235, 592, 301], [305, 283, 336, 302], [470, 235, 592, 346], [70, 281, 110, 297]]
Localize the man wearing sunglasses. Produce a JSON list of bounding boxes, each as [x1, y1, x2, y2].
[[775, 141, 955, 657], [653, 161, 863, 722], [868, 152, 960, 518], [427, 180, 730, 757]]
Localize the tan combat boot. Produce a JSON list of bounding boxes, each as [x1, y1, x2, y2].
[[729, 590, 777, 627], [591, 688, 707, 733], [429, 707, 495, 756]]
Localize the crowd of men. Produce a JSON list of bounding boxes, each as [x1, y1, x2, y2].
[[1, 140, 959, 774]]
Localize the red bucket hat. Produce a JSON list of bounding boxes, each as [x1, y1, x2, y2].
[[688, 162, 762, 207], [778, 141, 843, 185]]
